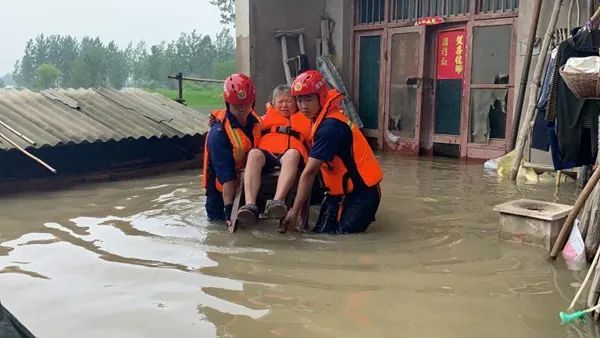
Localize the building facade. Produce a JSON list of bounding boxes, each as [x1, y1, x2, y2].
[[237, 0, 586, 159]]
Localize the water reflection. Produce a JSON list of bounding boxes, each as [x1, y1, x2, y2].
[[0, 157, 594, 337]]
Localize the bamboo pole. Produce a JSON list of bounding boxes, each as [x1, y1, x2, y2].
[[569, 245, 600, 311], [509, 0, 542, 151], [0, 120, 36, 145], [550, 167, 600, 260], [0, 131, 56, 174], [509, 0, 564, 181], [591, 6, 600, 25], [585, 188, 600, 259], [321, 19, 331, 57]]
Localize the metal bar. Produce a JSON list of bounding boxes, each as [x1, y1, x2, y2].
[[177, 72, 184, 103], [167, 75, 225, 83], [0, 131, 56, 174], [0, 119, 36, 145]]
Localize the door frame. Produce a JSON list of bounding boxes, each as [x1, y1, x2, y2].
[[353, 30, 385, 148], [383, 25, 426, 155], [463, 17, 517, 159], [429, 24, 469, 147]]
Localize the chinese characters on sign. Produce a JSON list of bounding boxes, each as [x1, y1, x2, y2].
[[436, 30, 466, 80], [416, 16, 445, 26]]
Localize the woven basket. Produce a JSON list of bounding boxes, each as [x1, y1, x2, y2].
[[559, 65, 600, 99]]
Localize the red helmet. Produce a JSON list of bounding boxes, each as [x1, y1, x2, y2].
[[291, 70, 329, 105], [223, 73, 256, 105]]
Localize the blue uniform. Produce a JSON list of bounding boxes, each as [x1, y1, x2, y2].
[[205, 111, 260, 221], [309, 119, 380, 234]]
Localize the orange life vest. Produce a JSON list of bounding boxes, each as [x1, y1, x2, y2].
[[310, 90, 383, 196], [202, 109, 262, 192], [258, 103, 312, 162]]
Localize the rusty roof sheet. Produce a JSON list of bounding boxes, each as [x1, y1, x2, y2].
[[0, 88, 209, 151]]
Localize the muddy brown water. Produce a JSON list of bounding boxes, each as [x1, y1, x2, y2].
[[0, 155, 597, 337]]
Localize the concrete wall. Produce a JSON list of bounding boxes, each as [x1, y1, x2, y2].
[[326, 0, 354, 88], [236, 0, 353, 110], [235, 0, 251, 75], [236, 0, 326, 109]]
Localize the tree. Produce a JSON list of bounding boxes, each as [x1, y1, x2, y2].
[[13, 39, 36, 87], [35, 63, 61, 89], [215, 59, 237, 80], [12, 30, 237, 89], [0, 79, 4, 88], [69, 37, 108, 88], [106, 41, 128, 89], [210, 0, 235, 25], [215, 28, 235, 63]]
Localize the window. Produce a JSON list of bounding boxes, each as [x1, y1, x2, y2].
[[356, 0, 386, 25], [390, 0, 471, 22], [476, 0, 519, 13], [470, 25, 512, 143], [388, 32, 420, 138]]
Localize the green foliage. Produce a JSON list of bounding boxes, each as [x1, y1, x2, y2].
[[210, 0, 235, 25], [215, 59, 237, 80], [35, 63, 61, 89], [13, 28, 236, 90]]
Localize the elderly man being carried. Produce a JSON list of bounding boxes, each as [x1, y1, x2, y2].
[[235, 85, 312, 228]]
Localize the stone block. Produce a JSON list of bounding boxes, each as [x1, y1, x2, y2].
[[493, 199, 573, 251]]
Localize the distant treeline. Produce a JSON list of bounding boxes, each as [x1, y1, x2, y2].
[[12, 29, 236, 90]]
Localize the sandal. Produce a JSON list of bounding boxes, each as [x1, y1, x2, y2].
[[264, 200, 287, 219], [236, 204, 259, 226]]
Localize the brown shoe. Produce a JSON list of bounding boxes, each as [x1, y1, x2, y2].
[[264, 200, 287, 219], [236, 204, 259, 226]]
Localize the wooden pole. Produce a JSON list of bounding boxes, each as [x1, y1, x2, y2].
[[509, 0, 542, 151], [298, 34, 306, 55], [569, 245, 600, 311], [0, 119, 36, 145], [509, 0, 564, 181], [591, 6, 600, 25], [280, 36, 292, 85], [585, 188, 600, 259], [0, 131, 56, 174], [550, 167, 600, 260], [321, 19, 330, 57]]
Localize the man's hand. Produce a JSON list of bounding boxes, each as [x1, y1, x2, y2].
[[282, 209, 299, 230], [208, 114, 217, 127]]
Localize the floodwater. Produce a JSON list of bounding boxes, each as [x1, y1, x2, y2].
[[0, 155, 596, 337]]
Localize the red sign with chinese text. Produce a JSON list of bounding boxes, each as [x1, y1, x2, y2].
[[436, 30, 466, 80], [416, 16, 445, 26]]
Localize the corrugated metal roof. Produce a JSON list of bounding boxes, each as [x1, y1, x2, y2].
[[0, 88, 210, 151]]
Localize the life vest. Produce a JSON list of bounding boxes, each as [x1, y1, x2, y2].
[[202, 109, 262, 192], [310, 90, 383, 196], [258, 103, 312, 162]]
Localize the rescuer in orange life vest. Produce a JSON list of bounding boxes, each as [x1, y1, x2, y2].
[[282, 70, 383, 234], [202, 73, 262, 225], [235, 85, 312, 227]]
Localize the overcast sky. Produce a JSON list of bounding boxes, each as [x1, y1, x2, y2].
[[0, 0, 227, 75]]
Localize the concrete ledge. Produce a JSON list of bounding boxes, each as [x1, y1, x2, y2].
[[493, 198, 572, 221]]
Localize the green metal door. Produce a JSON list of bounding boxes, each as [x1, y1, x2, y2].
[[358, 35, 381, 130]]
